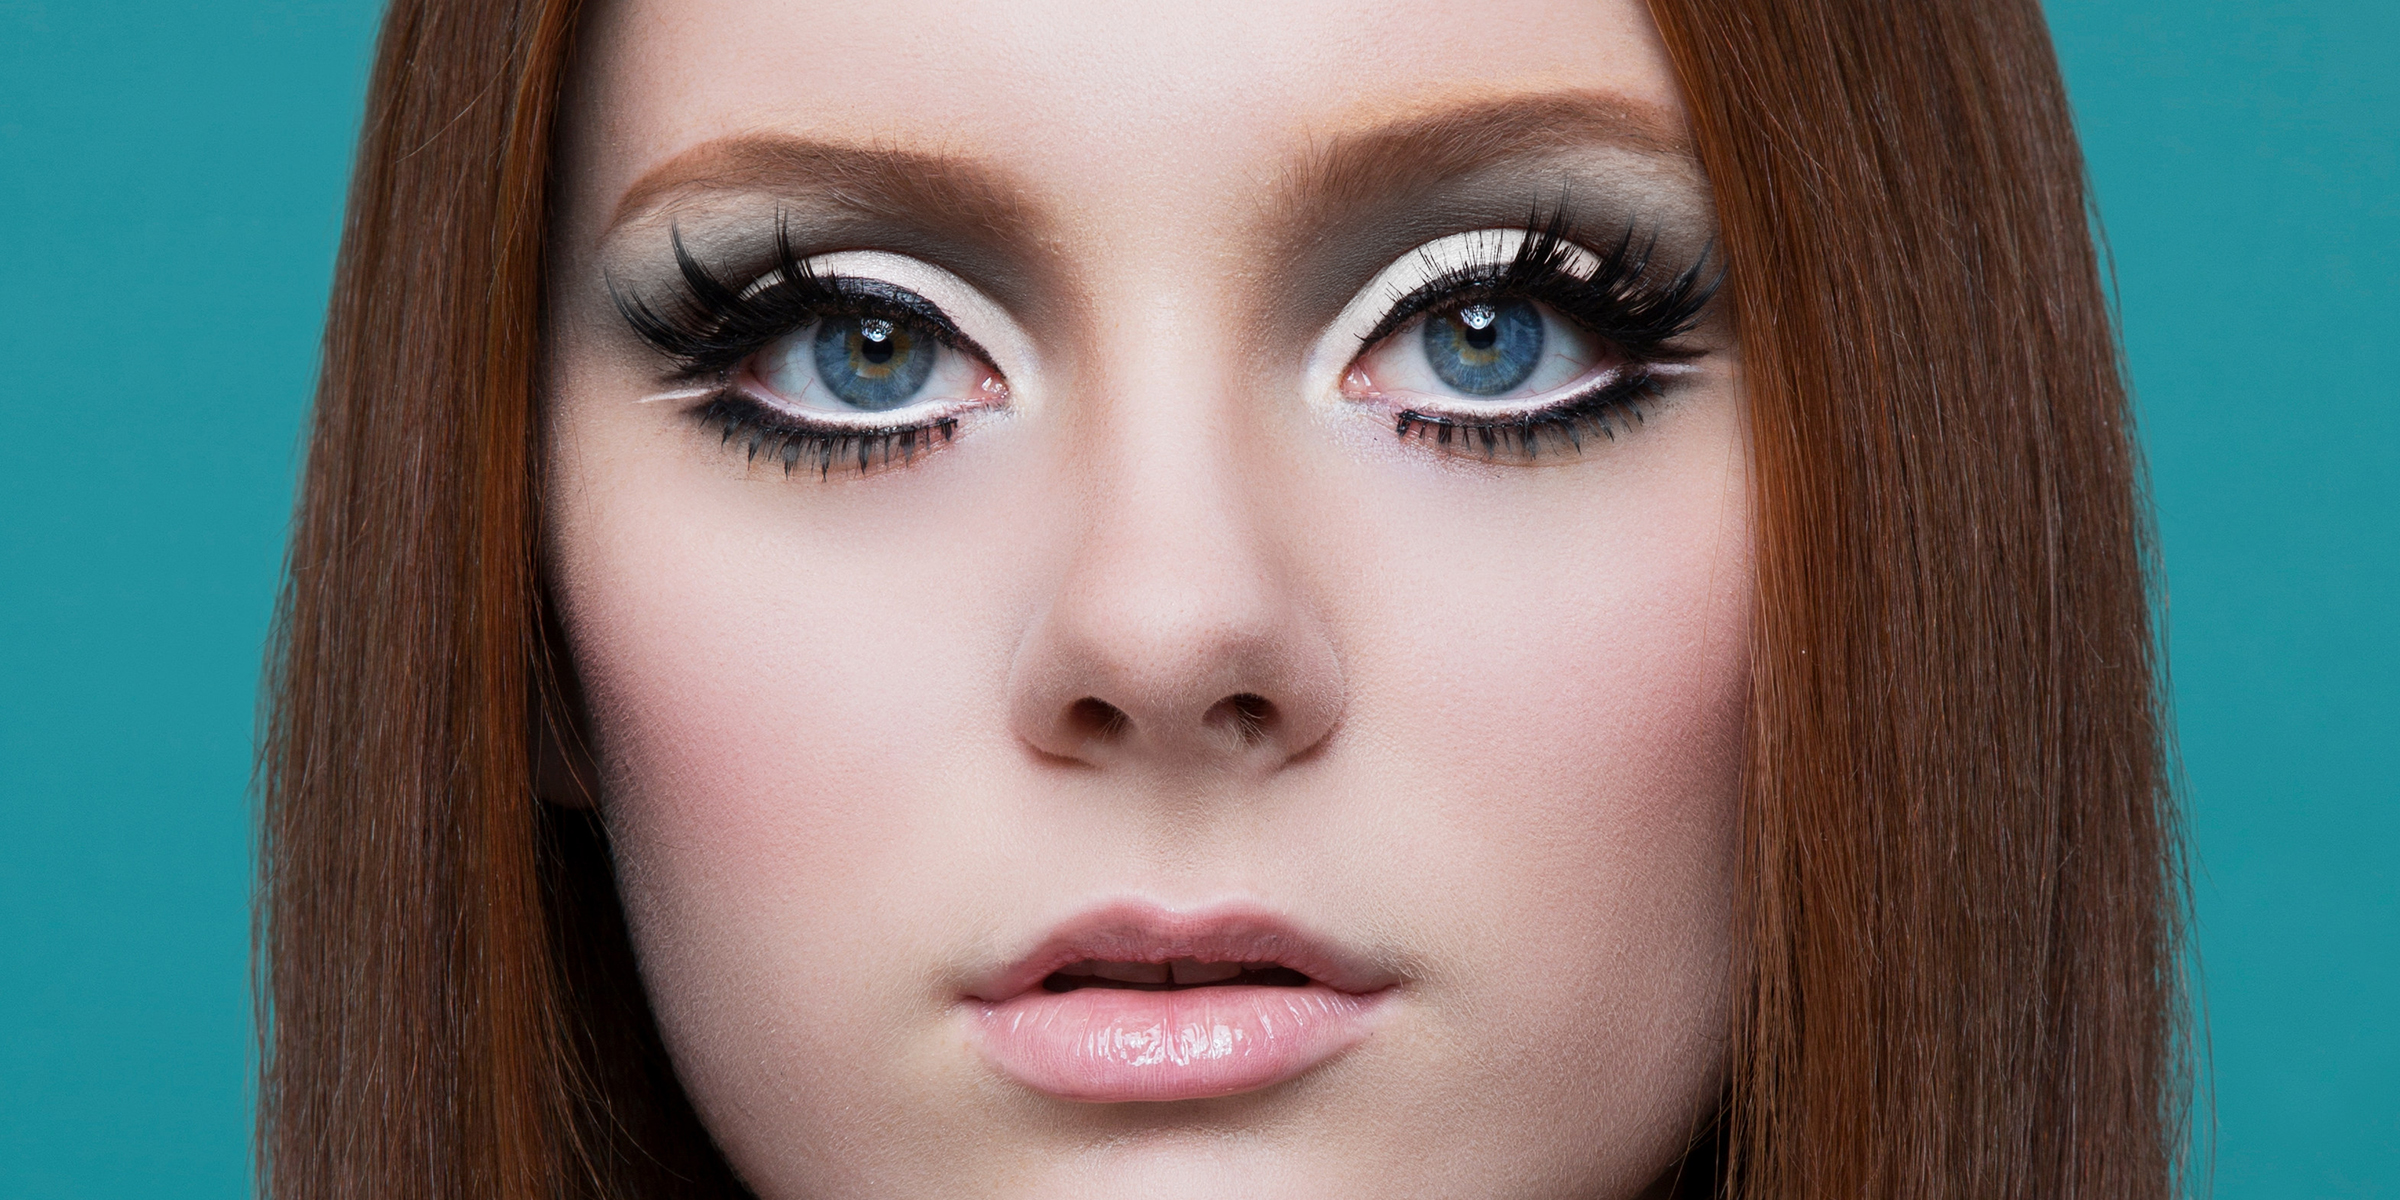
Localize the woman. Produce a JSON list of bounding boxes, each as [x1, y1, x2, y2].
[[261, 1, 2186, 1197]]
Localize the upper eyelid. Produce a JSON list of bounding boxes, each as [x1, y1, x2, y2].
[[612, 229, 1010, 381], [1348, 222, 1724, 367], [1346, 222, 1590, 350], [1358, 263, 1534, 349], [766, 280, 985, 359]]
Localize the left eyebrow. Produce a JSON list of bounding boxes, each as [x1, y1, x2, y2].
[[1272, 90, 1700, 234]]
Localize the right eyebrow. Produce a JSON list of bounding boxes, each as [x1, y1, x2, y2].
[[606, 135, 1042, 247]]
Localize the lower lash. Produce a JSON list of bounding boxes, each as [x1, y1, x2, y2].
[[697, 395, 959, 479], [1393, 376, 1659, 460]]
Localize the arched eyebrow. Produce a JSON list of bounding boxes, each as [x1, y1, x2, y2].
[[606, 136, 1042, 247], [610, 91, 1691, 241], [1273, 90, 1699, 233]]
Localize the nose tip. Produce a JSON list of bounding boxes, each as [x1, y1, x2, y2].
[[1001, 371, 1344, 776], [1007, 591, 1344, 772]]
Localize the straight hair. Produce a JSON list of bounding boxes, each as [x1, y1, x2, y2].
[[260, 1, 2185, 1197]]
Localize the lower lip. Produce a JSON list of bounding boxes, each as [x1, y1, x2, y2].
[[969, 984, 1386, 1103]]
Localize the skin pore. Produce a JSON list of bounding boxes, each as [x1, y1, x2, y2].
[[542, 2, 1752, 1197]]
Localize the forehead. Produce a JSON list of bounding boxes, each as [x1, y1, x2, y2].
[[559, 0, 1692, 243]]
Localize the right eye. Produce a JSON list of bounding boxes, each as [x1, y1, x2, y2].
[[746, 308, 1000, 417]]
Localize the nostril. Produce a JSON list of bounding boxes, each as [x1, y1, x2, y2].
[[1065, 697, 1131, 744], [1204, 692, 1277, 748]]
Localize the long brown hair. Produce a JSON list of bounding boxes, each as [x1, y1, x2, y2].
[[260, 1, 2185, 1197]]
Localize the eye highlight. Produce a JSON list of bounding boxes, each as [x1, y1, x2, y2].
[[611, 222, 1012, 478], [1335, 212, 1721, 462]]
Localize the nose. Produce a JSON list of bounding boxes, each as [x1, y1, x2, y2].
[[1005, 423, 1344, 774]]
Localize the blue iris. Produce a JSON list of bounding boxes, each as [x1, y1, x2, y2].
[[1421, 300, 1544, 396], [811, 316, 935, 411]]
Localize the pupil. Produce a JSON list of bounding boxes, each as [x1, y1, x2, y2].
[[1463, 323, 1498, 350], [858, 318, 896, 363]]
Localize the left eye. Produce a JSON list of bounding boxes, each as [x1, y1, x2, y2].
[[1351, 298, 1612, 404], [749, 311, 985, 415]]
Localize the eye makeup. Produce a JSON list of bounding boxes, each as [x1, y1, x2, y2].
[[1330, 209, 1721, 462], [609, 200, 1720, 479], [610, 220, 1013, 478]]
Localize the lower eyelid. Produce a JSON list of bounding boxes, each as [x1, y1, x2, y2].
[[1347, 356, 1632, 419], [1388, 371, 1667, 460], [691, 390, 973, 479], [726, 375, 996, 430]]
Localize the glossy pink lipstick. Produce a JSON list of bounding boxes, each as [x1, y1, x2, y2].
[[964, 903, 1395, 1103]]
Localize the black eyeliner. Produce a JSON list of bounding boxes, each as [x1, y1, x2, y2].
[[610, 218, 985, 382], [608, 215, 1000, 478], [1392, 370, 1662, 460], [1355, 206, 1721, 462], [694, 394, 963, 481], [1357, 207, 1722, 363]]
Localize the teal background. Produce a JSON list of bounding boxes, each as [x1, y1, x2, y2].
[[0, 1, 2390, 1195]]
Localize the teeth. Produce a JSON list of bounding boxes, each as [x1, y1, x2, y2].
[[1089, 961, 1172, 984], [1171, 959, 1243, 985], [1056, 961, 1100, 977]]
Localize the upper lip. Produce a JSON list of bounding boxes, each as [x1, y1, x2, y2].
[[964, 900, 1400, 1003]]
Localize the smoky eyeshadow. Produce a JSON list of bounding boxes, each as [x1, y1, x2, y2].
[[587, 142, 1721, 367], [589, 196, 1054, 352], [1259, 147, 1723, 342]]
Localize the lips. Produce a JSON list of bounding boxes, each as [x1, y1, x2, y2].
[[963, 902, 1397, 1103]]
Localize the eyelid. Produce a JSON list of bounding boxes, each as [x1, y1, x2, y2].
[[1307, 226, 1617, 392], [613, 232, 1031, 479], [1306, 216, 1721, 464], [1356, 354, 1685, 420], [1307, 219, 1718, 398], [1351, 232, 1609, 351], [734, 270, 964, 344], [613, 230, 1041, 404], [692, 391, 977, 480]]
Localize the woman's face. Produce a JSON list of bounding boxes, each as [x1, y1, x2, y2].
[[544, 1, 1750, 1196]]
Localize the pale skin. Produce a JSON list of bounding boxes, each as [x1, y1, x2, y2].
[[543, 2, 1753, 1197]]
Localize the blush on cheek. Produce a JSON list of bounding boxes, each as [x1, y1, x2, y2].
[[559, 551, 968, 1071]]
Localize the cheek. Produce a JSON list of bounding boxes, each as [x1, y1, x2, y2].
[[545, 437, 1046, 1117], [1292, 401, 1750, 1131]]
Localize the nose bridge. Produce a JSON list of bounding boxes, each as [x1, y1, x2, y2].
[[1077, 403, 1277, 713], [1006, 317, 1342, 771]]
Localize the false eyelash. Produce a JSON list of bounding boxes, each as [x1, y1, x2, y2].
[[1393, 369, 1663, 460], [695, 394, 962, 480], [609, 219, 996, 478], [609, 218, 984, 383], [1359, 207, 1723, 363]]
